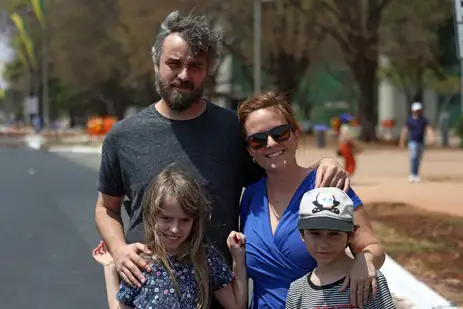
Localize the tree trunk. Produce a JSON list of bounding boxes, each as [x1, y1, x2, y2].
[[350, 54, 378, 141], [268, 53, 309, 102]]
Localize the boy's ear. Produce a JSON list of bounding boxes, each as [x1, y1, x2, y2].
[[299, 229, 305, 241], [347, 226, 359, 244]]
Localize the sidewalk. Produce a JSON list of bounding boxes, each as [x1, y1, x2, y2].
[[297, 146, 463, 217]]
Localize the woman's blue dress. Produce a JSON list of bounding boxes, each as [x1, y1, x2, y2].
[[240, 170, 362, 309]]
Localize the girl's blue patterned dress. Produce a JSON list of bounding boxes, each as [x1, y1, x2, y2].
[[116, 246, 234, 308]]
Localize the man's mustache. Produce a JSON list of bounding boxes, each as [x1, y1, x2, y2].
[[170, 80, 194, 90]]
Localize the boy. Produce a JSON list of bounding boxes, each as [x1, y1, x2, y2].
[[286, 187, 396, 309]]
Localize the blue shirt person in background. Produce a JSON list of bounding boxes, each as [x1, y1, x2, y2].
[[399, 102, 435, 183], [237, 92, 386, 309]]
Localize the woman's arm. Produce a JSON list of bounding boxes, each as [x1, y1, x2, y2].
[[341, 205, 386, 307], [350, 205, 385, 269]]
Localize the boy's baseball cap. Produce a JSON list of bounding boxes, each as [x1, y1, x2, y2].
[[298, 187, 354, 232], [411, 102, 423, 112]]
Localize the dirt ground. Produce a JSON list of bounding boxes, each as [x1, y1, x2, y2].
[[297, 136, 463, 306]]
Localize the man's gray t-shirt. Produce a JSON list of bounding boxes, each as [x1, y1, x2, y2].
[[97, 102, 261, 262]]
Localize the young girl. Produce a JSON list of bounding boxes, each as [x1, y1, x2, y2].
[[92, 165, 247, 309]]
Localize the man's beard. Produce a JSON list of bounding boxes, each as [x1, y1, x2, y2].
[[155, 71, 204, 112]]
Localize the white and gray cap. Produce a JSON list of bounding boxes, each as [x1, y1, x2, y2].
[[411, 102, 423, 112], [298, 187, 354, 232]]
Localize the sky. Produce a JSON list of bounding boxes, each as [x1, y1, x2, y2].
[[0, 11, 16, 90], [0, 33, 14, 89]]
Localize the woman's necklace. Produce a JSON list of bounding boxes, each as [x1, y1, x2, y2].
[[269, 202, 281, 219]]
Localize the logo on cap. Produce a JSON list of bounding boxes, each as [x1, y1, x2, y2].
[[312, 192, 340, 214]]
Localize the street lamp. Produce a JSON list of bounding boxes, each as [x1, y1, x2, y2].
[[253, 0, 273, 96]]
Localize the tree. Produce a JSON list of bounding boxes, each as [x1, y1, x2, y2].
[[317, 0, 393, 141], [379, 0, 451, 109], [202, 0, 325, 102]]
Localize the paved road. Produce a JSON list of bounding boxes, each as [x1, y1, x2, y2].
[[0, 148, 107, 308]]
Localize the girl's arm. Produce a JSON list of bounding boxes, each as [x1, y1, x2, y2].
[[213, 232, 248, 309], [213, 257, 248, 309], [103, 264, 134, 309], [92, 242, 134, 309]]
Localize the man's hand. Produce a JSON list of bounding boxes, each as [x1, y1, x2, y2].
[[315, 157, 350, 192], [112, 243, 152, 288]]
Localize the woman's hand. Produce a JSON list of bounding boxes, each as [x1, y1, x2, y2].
[[340, 251, 378, 309], [315, 157, 350, 191]]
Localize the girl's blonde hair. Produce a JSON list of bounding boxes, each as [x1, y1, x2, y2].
[[142, 164, 211, 308]]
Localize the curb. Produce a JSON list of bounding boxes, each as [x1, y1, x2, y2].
[[22, 134, 102, 154], [46, 145, 102, 154], [381, 255, 459, 309]]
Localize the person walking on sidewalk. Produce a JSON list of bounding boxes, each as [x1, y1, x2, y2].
[[399, 102, 434, 183]]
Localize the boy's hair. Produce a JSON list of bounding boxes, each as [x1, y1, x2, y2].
[[298, 187, 354, 232], [142, 163, 211, 309]]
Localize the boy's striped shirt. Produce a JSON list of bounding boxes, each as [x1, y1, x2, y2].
[[285, 270, 396, 309]]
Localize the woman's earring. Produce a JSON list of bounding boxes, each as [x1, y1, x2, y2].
[[252, 157, 256, 163]]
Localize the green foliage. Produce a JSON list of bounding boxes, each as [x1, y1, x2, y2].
[[0, 0, 455, 123], [378, 0, 452, 103]]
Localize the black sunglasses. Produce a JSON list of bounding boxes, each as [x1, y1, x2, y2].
[[246, 124, 294, 150]]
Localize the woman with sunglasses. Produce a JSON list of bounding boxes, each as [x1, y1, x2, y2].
[[237, 92, 385, 309]]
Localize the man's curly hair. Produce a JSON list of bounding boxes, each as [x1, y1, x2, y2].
[[151, 11, 223, 75]]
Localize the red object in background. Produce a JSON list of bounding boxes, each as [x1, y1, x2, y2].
[[339, 142, 356, 176], [381, 119, 395, 128], [87, 116, 117, 136], [102, 116, 117, 135], [87, 117, 103, 136]]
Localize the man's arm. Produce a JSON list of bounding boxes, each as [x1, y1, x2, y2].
[[95, 193, 126, 257], [96, 193, 150, 287], [399, 126, 408, 148], [96, 132, 150, 287], [426, 125, 435, 145]]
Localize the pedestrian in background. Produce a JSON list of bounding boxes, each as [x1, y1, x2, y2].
[[399, 102, 434, 183]]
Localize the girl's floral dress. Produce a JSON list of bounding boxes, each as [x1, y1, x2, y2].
[[116, 246, 234, 308]]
